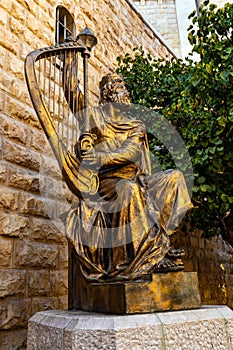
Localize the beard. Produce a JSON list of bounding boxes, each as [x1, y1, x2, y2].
[[111, 92, 131, 106]]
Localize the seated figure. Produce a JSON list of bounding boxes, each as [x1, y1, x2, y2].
[[62, 73, 193, 282]]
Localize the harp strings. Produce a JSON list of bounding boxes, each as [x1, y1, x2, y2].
[[58, 51, 62, 139], [62, 51, 65, 143], [65, 50, 70, 151], [43, 57, 46, 103], [35, 48, 83, 153], [71, 52, 78, 149], [52, 53, 56, 130], [48, 54, 52, 112], [75, 51, 79, 148], [66, 50, 71, 150]]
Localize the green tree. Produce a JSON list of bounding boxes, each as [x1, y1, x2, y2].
[[117, 1, 233, 244]]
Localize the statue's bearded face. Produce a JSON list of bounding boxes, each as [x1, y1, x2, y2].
[[111, 79, 131, 106], [99, 74, 131, 106]]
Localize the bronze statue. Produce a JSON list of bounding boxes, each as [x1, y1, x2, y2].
[[25, 34, 200, 314], [62, 72, 193, 282], [24, 38, 192, 284]]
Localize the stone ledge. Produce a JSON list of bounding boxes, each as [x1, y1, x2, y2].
[[27, 306, 233, 349]]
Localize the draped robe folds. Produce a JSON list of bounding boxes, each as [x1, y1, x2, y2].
[[63, 105, 193, 282]]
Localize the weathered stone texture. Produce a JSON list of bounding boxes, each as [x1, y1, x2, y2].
[[3, 140, 41, 171], [0, 270, 26, 298], [30, 218, 66, 243], [31, 297, 60, 316], [27, 307, 233, 350], [50, 270, 68, 297], [59, 245, 69, 269], [28, 128, 49, 153], [19, 192, 56, 218], [5, 50, 25, 81], [1, 0, 232, 348], [0, 187, 19, 210], [8, 166, 40, 193], [58, 295, 68, 310], [27, 270, 50, 297], [0, 48, 4, 70], [0, 31, 21, 57], [0, 212, 29, 237], [39, 175, 67, 201], [0, 239, 12, 267], [0, 8, 7, 29], [163, 319, 228, 349], [10, 1, 27, 25], [4, 96, 41, 128], [171, 228, 233, 309], [40, 155, 61, 177], [0, 114, 28, 145], [14, 241, 58, 268], [0, 329, 27, 350], [0, 298, 31, 330], [0, 163, 7, 183]]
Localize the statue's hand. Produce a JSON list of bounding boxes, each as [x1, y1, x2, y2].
[[82, 150, 102, 168], [74, 133, 97, 161]]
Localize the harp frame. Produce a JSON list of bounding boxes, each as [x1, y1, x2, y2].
[[24, 40, 86, 144], [24, 37, 99, 197]]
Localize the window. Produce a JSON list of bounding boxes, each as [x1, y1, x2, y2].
[[55, 6, 76, 44]]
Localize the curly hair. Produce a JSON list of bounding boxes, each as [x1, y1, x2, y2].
[[99, 73, 125, 105]]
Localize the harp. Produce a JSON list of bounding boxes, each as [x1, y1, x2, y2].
[[24, 31, 99, 197]]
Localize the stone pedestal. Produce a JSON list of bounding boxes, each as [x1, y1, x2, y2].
[[27, 306, 233, 349], [69, 251, 201, 313], [73, 271, 201, 314]]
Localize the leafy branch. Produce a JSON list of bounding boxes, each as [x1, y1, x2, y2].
[[117, 1, 233, 244]]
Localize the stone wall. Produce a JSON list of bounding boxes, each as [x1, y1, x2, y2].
[[133, 0, 232, 58], [133, 0, 181, 56], [171, 228, 233, 309], [0, 0, 174, 348], [1, 0, 233, 349]]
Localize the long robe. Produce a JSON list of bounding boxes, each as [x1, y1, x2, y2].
[[63, 105, 193, 281]]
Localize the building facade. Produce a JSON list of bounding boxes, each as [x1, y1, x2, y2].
[[133, 0, 233, 58], [0, 0, 175, 348], [0, 0, 233, 349]]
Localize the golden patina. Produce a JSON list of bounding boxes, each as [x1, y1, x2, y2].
[[62, 72, 192, 282], [25, 38, 195, 312]]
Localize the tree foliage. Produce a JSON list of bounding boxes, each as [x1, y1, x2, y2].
[[116, 1, 233, 243]]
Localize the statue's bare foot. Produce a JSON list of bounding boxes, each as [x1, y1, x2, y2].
[[154, 248, 185, 273]]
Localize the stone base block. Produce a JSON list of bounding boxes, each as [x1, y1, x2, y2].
[[27, 306, 233, 350], [71, 271, 201, 314]]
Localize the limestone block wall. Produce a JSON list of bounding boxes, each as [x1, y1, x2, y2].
[[171, 228, 233, 309], [1, 0, 233, 349], [133, 0, 181, 56], [134, 0, 233, 58], [0, 0, 174, 348]]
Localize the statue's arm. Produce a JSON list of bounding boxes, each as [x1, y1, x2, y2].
[[63, 53, 84, 115], [100, 123, 146, 165]]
